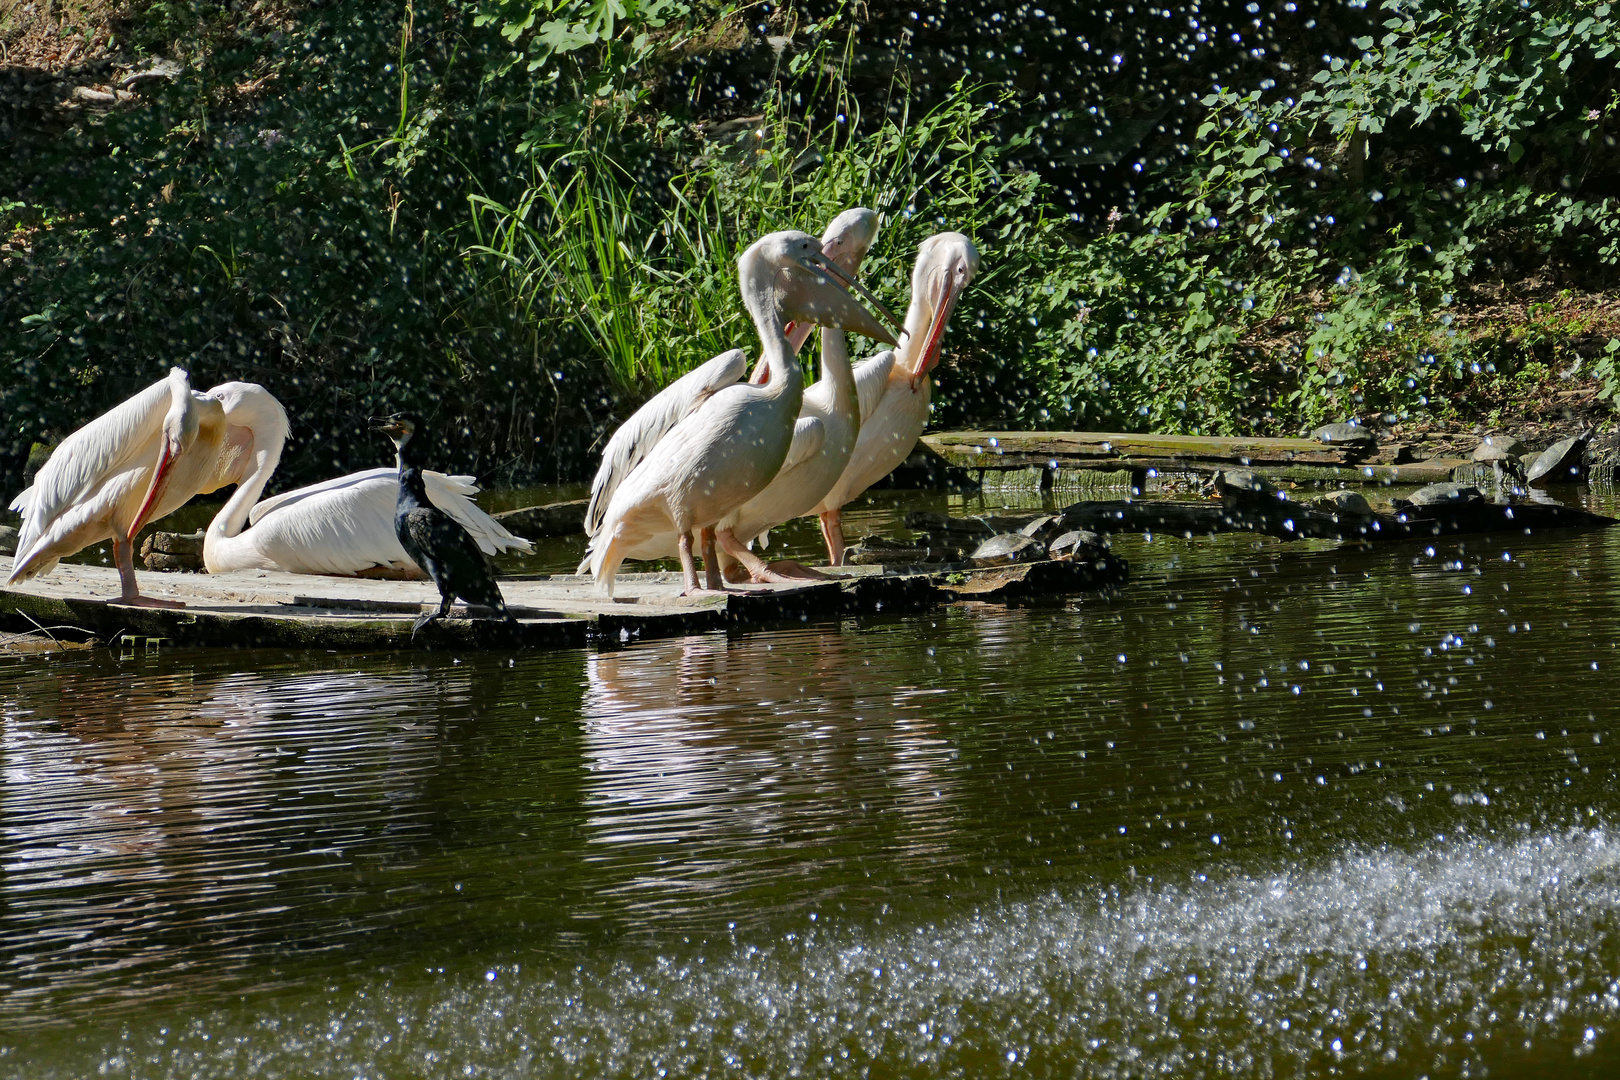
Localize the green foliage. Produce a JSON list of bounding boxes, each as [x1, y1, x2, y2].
[[471, 0, 689, 83], [465, 79, 1069, 426], [1023, 0, 1620, 433], [0, 0, 606, 485], [6, 0, 1619, 501]]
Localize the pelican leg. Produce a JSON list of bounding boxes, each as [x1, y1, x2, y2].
[[677, 531, 700, 593], [112, 534, 184, 608], [819, 509, 846, 567], [715, 528, 798, 584], [677, 531, 725, 597], [700, 527, 726, 592]]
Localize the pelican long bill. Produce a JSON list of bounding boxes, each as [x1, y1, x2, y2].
[[125, 436, 182, 542], [909, 270, 968, 392], [801, 251, 903, 339]]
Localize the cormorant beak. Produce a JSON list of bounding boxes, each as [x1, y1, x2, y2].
[[126, 435, 182, 542], [908, 267, 968, 393]]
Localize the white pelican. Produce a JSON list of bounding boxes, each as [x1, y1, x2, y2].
[[812, 233, 980, 564], [587, 230, 899, 597], [4, 370, 528, 603], [579, 210, 881, 583], [7, 368, 236, 607], [193, 384, 528, 577], [205, 466, 532, 578], [715, 208, 881, 581]]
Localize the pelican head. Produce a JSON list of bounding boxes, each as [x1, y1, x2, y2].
[[906, 233, 980, 391], [817, 207, 881, 271], [745, 230, 900, 347], [783, 208, 882, 355], [126, 368, 205, 541], [209, 382, 292, 442]]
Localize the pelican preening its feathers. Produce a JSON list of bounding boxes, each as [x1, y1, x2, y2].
[[3, 214, 974, 613], [583, 227, 902, 597], [5, 372, 527, 607], [8, 369, 261, 607]]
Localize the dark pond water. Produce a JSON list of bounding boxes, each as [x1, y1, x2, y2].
[[9, 484, 1620, 1077]]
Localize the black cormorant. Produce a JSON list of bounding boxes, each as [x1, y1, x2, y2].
[[374, 414, 513, 635]]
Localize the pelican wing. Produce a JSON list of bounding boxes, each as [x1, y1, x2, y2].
[[245, 468, 531, 576], [853, 350, 897, 425], [248, 467, 479, 525], [584, 348, 749, 537], [239, 478, 408, 575], [9, 372, 180, 569], [781, 416, 826, 473], [247, 467, 392, 525]]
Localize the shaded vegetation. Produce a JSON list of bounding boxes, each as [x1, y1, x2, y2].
[[3, 0, 1619, 494]]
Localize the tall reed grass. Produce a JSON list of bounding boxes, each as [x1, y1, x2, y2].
[[465, 83, 1019, 400]]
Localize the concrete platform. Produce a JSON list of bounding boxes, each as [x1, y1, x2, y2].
[[0, 553, 1129, 651]]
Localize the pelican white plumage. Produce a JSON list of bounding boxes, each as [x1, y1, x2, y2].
[[206, 463, 532, 577], [715, 208, 881, 580], [6, 368, 245, 606], [812, 232, 980, 565], [578, 210, 882, 579], [587, 230, 899, 597], [5, 373, 528, 601], [581, 347, 748, 544]]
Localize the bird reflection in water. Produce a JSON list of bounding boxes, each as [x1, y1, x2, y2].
[[579, 629, 963, 922], [0, 659, 453, 1023]]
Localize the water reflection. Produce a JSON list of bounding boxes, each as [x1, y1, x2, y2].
[[580, 629, 961, 921], [10, 487, 1620, 1076], [0, 654, 549, 1022]]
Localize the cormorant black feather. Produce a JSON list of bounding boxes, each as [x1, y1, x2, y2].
[[375, 414, 512, 635]]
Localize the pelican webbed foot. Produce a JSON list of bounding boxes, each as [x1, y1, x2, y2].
[[760, 559, 839, 581], [114, 594, 186, 609], [714, 527, 816, 585]]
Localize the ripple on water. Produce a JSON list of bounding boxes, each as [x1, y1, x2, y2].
[[24, 825, 1620, 1078], [11, 488, 1620, 1076]]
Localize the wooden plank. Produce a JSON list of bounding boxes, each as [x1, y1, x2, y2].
[[920, 430, 1453, 484], [923, 429, 1377, 465], [0, 552, 1128, 652]]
